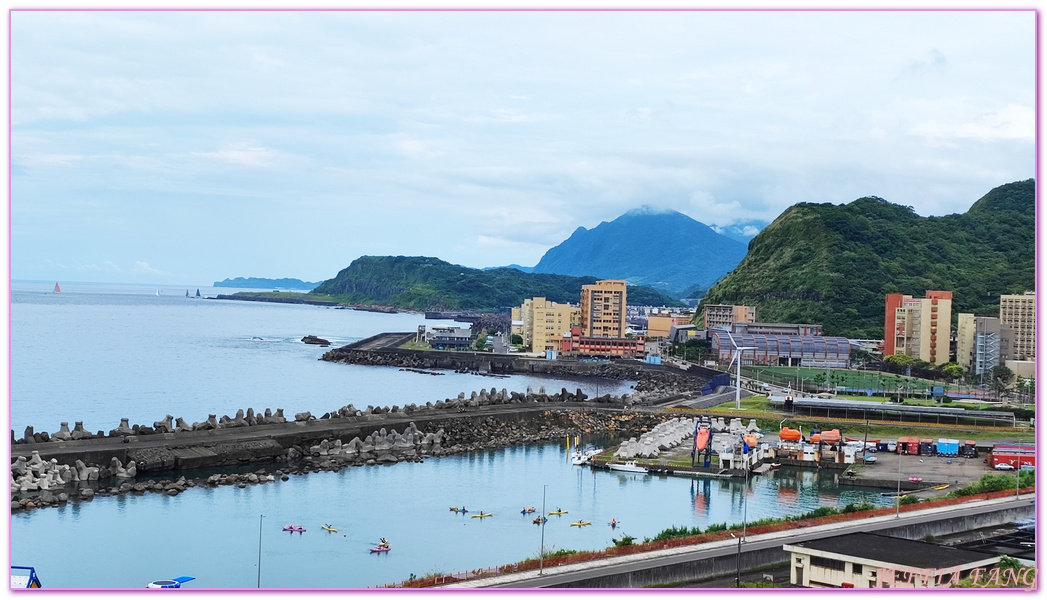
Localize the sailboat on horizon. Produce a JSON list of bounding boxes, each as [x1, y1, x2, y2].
[[196, 289, 201, 298], [53, 283, 61, 294]]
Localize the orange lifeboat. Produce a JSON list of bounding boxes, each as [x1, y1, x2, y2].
[[744, 434, 758, 447], [779, 427, 802, 442], [819, 429, 842, 444]]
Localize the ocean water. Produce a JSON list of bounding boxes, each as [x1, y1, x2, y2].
[[9, 281, 890, 589], [10, 281, 632, 435]]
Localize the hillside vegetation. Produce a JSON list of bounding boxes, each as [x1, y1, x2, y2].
[[312, 256, 684, 311], [699, 180, 1035, 338]]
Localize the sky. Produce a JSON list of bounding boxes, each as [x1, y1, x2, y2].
[[9, 9, 1036, 286]]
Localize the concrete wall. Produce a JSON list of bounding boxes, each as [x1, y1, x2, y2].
[[547, 504, 1033, 588]]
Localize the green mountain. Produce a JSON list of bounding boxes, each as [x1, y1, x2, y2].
[[312, 256, 684, 311], [531, 206, 749, 295], [698, 180, 1035, 339]]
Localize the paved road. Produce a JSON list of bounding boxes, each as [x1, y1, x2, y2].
[[461, 495, 1033, 588]]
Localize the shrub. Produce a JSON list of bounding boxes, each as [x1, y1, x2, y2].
[[612, 534, 635, 547]]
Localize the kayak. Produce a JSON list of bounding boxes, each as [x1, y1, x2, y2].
[[449, 507, 469, 513], [520, 507, 536, 514], [548, 510, 569, 516], [471, 513, 493, 518], [570, 521, 592, 527], [321, 524, 337, 533], [282, 525, 306, 532], [370, 546, 391, 553], [532, 517, 547, 525]]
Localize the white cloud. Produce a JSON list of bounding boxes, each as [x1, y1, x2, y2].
[[133, 261, 164, 275]]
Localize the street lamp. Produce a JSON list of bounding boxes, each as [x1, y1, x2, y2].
[[257, 514, 265, 588], [539, 485, 548, 575], [895, 452, 903, 518]]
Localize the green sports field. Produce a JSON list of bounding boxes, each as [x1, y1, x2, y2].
[[741, 365, 973, 396]]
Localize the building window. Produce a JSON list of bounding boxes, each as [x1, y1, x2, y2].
[[811, 556, 846, 571]]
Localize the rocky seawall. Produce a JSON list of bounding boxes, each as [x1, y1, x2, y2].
[[10, 386, 661, 513]]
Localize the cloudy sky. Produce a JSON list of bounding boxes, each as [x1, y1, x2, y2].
[[10, 9, 1035, 285]]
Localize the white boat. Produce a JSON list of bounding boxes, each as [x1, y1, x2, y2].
[[146, 576, 194, 588], [571, 447, 603, 466], [608, 461, 648, 474]]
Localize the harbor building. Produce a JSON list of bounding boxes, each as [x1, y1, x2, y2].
[[424, 326, 473, 349], [511, 297, 580, 353], [702, 304, 756, 330], [955, 314, 1014, 377], [784, 532, 997, 588], [730, 322, 823, 336], [884, 291, 952, 365], [999, 292, 1035, 360], [579, 280, 627, 338], [709, 331, 850, 368], [559, 326, 646, 358]]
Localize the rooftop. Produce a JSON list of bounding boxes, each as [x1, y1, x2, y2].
[[787, 533, 997, 570]]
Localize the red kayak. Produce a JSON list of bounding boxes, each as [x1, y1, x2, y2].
[[370, 546, 391, 553], [282, 524, 306, 532]]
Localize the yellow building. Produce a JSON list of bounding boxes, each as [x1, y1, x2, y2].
[[702, 304, 756, 330], [647, 313, 694, 338], [511, 297, 580, 352], [885, 291, 951, 366], [1000, 292, 1035, 360], [579, 280, 627, 337]]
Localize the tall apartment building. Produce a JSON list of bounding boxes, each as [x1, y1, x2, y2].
[[703, 304, 757, 330], [999, 292, 1035, 360], [579, 280, 627, 337], [511, 297, 580, 352], [956, 314, 1014, 376], [884, 291, 951, 365]]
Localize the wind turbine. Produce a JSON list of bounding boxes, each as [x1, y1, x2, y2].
[[722, 330, 755, 410]]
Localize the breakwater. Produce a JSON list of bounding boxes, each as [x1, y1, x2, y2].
[[10, 388, 667, 513], [321, 345, 716, 401]]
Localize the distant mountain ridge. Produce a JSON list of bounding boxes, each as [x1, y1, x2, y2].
[[699, 179, 1035, 338], [214, 277, 320, 289], [530, 206, 749, 296], [312, 256, 684, 311]]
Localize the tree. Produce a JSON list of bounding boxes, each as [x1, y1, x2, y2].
[[510, 334, 523, 345], [939, 362, 964, 381]]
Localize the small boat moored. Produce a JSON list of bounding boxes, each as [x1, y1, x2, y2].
[[146, 576, 195, 589], [608, 461, 648, 474]]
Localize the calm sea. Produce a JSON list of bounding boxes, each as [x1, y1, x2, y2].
[[9, 281, 890, 589]]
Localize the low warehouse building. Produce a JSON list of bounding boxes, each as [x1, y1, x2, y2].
[[783, 532, 998, 588]]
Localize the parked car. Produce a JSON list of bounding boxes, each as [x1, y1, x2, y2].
[[994, 463, 1016, 471]]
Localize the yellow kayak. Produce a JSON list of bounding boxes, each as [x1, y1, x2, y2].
[[570, 521, 592, 527], [471, 513, 493, 518], [548, 510, 569, 516], [321, 524, 337, 533]]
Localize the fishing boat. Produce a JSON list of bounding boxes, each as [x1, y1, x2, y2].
[[53, 283, 61, 294], [321, 524, 337, 532], [146, 576, 194, 589], [282, 524, 306, 532], [571, 447, 603, 466], [570, 520, 592, 527], [11, 566, 42, 588], [608, 461, 648, 474], [770, 463, 782, 470], [470, 512, 493, 519], [548, 509, 569, 516]]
